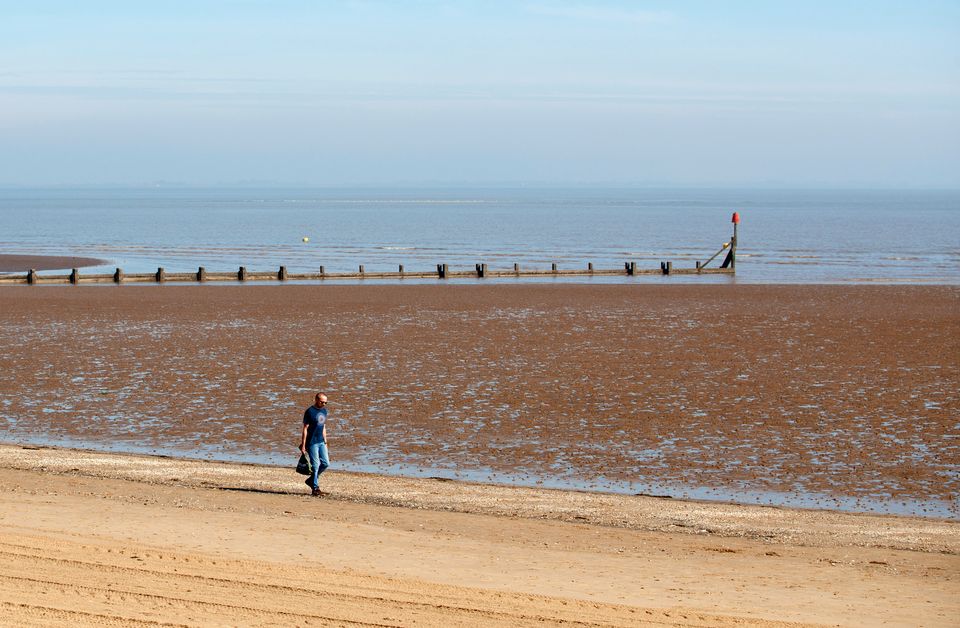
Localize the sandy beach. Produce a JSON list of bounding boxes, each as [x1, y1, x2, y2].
[[1, 444, 958, 626], [1, 283, 958, 625], [1, 284, 957, 516], [0, 254, 108, 272]]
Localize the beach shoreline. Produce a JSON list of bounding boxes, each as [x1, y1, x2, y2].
[[0, 443, 958, 626], [1, 283, 957, 518], [0, 253, 110, 272], [2, 283, 958, 625]]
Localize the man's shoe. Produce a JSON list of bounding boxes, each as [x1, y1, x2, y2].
[[311, 488, 322, 497]]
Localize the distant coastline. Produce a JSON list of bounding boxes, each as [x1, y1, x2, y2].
[[0, 254, 109, 272]]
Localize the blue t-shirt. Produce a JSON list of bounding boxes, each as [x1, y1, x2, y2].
[[303, 406, 328, 446]]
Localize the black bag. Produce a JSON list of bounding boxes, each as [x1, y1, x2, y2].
[[296, 453, 313, 475]]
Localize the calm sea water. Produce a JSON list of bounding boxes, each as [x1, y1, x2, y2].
[[1, 186, 958, 283]]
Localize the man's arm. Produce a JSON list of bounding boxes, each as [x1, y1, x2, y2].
[[322, 424, 327, 444], [300, 424, 309, 454]]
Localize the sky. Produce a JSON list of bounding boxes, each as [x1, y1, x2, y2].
[[1, 1, 958, 187]]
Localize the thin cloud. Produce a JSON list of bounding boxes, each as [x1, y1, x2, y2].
[[524, 3, 674, 25]]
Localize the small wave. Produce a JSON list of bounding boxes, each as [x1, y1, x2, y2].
[[279, 199, 493, 204]]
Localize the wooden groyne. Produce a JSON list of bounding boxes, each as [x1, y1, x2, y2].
[[0, 215, 739, 286]]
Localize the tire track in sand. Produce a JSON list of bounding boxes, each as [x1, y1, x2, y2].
[[0, 532, 800, 627]]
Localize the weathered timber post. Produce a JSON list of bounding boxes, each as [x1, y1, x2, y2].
[[359, 264, 365, 274], [319, 265, 325, 276], [114, 268, 124, 283], [721, 212, 739, 270], [551, 263, 558, 273], [476, 263, 487, 278], [70, 268, 79, 284], [696, 261, 702, 271], [588, 262, 594, 272], [27, 269, 37, 285], [661, 261, 672, 275], [278, 266, 288, 281], [197, 266, 207, 282], [238, 266, 247, 281], [437, 264, 447, 279], [514, 263, 520, 273], [398, 264, 404, 275], [701, 242, 729, 269], [625, 262, 636, 276], [156, 267, 166, 283]]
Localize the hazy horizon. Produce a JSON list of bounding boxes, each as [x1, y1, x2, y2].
[[2, 1, 958, 188], [2, 182, 960, 191]]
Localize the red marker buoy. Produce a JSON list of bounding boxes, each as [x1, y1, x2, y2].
[[732, 212, 740, 224]]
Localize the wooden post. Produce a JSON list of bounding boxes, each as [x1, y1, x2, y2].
[[476, 263, 486, 278], [114, 268, 123, 283], [661, 261, 672, 275], [398, 264, 404, 274], [359, 264, 365, 274], [732, 221, 737, 269], [70, 268, 79, 284], [696, 261, 702, 271], [625, 262, 635, 276], [588, 262, 594, 272], [551, 263, 558, 273], [437, 263, 448, 278], [319, 265, 325, 275], [238, 266, 247, 281], [514, 263, 520, 273], [701, 243, 729, 269], [279, 266, 288, 281], [197, 267, 207, 282], [156, 267, 165, 283], [27, 269, 37, 285], [721, 212, 739, 270]]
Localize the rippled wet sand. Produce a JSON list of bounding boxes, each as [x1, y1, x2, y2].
[[0, 284, 957, 517]]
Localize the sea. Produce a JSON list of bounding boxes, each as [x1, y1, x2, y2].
[[0, 186, 958, 283]]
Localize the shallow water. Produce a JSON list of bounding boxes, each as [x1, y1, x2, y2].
[[1, 186, 958, 283]]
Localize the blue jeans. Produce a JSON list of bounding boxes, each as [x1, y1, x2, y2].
[[307, 441, 329, 490]]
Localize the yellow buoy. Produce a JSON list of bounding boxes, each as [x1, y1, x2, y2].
[[302, 237, 310, 243]]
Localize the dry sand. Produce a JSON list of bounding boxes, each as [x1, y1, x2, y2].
[[1, 444, 958, 627]]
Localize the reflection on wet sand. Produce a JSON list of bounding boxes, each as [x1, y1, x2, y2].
[[0, 284, 957, 518]]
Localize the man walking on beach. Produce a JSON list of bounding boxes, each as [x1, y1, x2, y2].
[[300, 393, 330, 496]]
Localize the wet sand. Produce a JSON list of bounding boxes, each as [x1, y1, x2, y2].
[[0, 253, 108, 272], [1, 444, 957, 626], [0, 284, 957, 517]]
